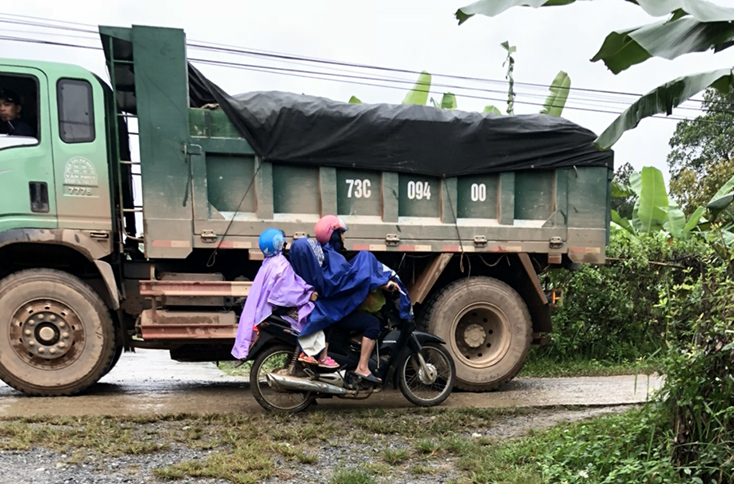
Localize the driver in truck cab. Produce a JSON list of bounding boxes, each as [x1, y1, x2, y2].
[[0, 89, 35, 137]]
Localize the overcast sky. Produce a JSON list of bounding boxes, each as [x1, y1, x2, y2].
[[3, 0, 734, 182]]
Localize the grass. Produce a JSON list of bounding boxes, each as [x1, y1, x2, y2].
[[382, 447, 410, 464], [410, 463, 439, 476], [217, 360, 252, 377], [519, 355, 664, 378], [415, 439, 441, 455], [0, 405, 677, 483], [0, 407, 521, 483], [329, 468, 375, 484], [452, 405, 684, 484]]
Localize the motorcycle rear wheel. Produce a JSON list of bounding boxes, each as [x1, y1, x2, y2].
[[250, 345, 314, 413], [398, 342, 455, 407]]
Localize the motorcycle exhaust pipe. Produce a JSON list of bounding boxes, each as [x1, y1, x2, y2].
[[266, 373, 349, 395]]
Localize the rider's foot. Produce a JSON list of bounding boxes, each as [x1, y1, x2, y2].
[[298, 352, 318, 365], [354, 370, 382, 385], [318, 355, 339, 369]]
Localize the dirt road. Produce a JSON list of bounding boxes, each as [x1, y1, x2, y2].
[[0, 349, 663, 417]]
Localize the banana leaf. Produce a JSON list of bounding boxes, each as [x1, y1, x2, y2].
[[635, 0, 734, 22], [441, 92, 458, 110], [629, 171, 642, 196], [591, 17, 734, 74], [456, 0, 577, 24], [611, 180, 634, 198], [456, 0, 734, 24], [402, 71, 432, 105], [636, 167, 669, 233], [683, 206, 705, 234], [663, 202, 686, 239], [541, 71, 570, 116], [706, 172, 734, 220], [595, 68, 734, 149], [612, 209, 637, 235]]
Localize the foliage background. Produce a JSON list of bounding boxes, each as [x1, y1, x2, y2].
[[532, 231, 705, 365]]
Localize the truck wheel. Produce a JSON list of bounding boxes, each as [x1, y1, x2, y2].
[[423, 277, 532, 391], [102, 345, 124, 378], [0, 269, 116, 396]]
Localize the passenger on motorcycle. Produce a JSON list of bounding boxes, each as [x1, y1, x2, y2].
[[289, 215, 412, 385], [232, 228, 337, 369]]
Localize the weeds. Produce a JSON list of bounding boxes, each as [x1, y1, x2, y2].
[[329, 468, 375, 484], [382, 447, 410, 465]]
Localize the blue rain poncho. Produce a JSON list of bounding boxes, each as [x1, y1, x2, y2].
[[289, 238, 413, 336]]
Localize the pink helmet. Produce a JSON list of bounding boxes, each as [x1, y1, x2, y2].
[[314, 215, 348, 245]]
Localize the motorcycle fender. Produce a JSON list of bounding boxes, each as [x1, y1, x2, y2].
[[410, 331, 446, 349], [383, 331, 446, 389], [380, 330, 444, 353], [247, 319, 299, 360]]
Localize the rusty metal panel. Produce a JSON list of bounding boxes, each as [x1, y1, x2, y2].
[[139, 280, 251, 297], [139, 309, 237, 340], [407, 253, 453, 304]]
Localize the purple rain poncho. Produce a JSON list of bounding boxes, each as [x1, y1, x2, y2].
[[231, 253, 315, 359]]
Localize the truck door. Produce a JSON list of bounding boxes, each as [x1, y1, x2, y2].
[[50, 76, 111, 231], [0, 66, 56, 232]]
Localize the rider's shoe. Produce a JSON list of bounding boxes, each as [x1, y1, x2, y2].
[[318, 355, 339, 369], [353, 371, 382, 385], [298, 352, 318, 365]]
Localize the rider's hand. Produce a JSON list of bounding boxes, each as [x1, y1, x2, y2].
[[382, 281, 399, 292], [310, 291, 319, 301]]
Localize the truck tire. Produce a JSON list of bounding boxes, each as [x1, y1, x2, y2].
[[422, 277, 532, 391], [0, 269, 116, 396], [101, 345, 124, 378]]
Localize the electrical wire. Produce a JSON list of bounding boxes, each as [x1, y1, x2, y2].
[[1, 20, 732, 120], [0, 13, 714, 105]]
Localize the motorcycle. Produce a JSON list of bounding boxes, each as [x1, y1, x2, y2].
[[246, 291, 456, 413]]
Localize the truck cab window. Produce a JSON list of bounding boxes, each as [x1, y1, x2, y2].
[[58, 79, 95, 143], [0, 74, 39, 149]]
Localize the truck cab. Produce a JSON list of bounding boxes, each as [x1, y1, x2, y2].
[[0, 60, 113, 235]]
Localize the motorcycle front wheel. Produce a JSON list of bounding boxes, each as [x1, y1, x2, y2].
[[250, 344, 314, 413], [398, 342, 455, 407]]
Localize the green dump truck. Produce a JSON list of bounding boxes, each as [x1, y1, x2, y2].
[[0, 25, 613, 396]]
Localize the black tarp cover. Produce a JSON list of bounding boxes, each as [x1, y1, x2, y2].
[[189, 66, 613, 178]]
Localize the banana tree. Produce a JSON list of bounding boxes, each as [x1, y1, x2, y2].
[[455, 0, 734, 149], [348, 44, 571, 116], [612, 166, 733, 240]]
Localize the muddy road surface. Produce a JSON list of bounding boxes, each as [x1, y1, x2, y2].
[[0, 350, 663, 417]]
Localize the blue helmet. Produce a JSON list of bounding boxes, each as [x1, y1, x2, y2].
[[259, 228, 285, 257]]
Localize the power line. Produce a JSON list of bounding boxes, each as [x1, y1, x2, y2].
[[1, 30, 729, 121], [0, 28, 708, 113], [0, 13, 711, 104]]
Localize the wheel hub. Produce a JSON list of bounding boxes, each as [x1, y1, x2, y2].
[[10, 301, 81, 364], [418, 363, 438, 385], [463, 323, 486, 348], [452, 303, 512, 369]]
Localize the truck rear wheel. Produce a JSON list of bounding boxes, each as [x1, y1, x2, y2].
[[423, 277, 532, 391], [0, 269, 116, 396]]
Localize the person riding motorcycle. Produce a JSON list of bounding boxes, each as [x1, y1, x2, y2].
[[232, 228, 338, 368], [289, 216, 412, 385]]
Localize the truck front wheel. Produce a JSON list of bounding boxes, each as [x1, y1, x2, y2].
[[0, 269, 116, 396], [422, 277, 532, 391]]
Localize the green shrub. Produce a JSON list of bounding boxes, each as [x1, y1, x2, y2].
[[459, 406, 682, 484], [538, 230, 706, 362], [661, 246, 734, 483]]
